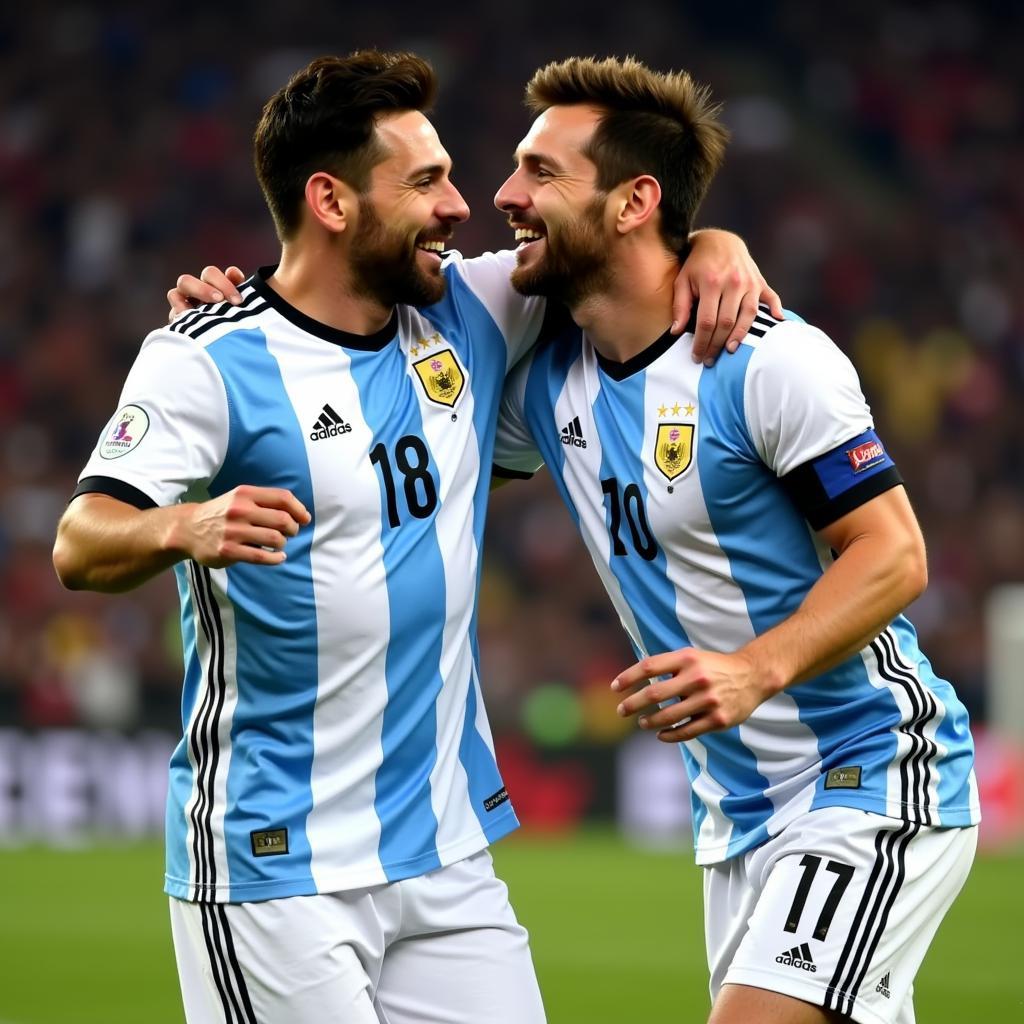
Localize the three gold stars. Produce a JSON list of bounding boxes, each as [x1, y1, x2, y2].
[[657, 402, 696, 417], [410, 332, 442, 357]]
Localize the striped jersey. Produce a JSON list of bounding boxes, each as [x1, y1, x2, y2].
[[74, 251, 545, 902], [494, 306, 980, 865]]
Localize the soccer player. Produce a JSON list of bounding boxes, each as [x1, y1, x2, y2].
[[54, 52, 774, 1024], [490, 57, 980, 1024]]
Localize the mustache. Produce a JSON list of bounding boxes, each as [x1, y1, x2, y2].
[[415, 226, 455, 245], [506, 215, 545, 233]]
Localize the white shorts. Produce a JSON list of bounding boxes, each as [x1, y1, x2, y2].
[[704, 807, 977, 1024], [170, 849, 545, 1024]]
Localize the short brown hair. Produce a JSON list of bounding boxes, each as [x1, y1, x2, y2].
[[525, 56, 728, 253], [254, 50, 437, 240]]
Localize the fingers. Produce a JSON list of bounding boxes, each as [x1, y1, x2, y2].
[[615, 680, 682, 718], [200, 265, 244, 305], [207, 542, 288, 568], [761, 284, 784, 320], [238, 485, 312, 527], [611, 650, 690, 693], [167, 287, 194, 318], [670, 285, 695, 336], [723, 291, 760, 354], [689, 287, 721, 365]]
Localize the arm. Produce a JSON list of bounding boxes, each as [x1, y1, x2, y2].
[[168, 234, 781, 367], [674, 229, 783, 364], [54, 487, 310, 593], [612, 487, 926, 742]]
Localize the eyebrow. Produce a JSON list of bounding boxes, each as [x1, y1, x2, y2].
[[514, 150, 564, 173], [407, 162, 449, 181]]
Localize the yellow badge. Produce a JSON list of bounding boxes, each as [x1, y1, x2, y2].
[[654, 423, 694, 481], [413, 349, 465, 407]]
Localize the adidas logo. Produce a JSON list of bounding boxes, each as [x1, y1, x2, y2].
[[560, 415, 587, 449], [875, 971, 891, 999], [775, 942, 817, 973], [310, 403, 352, 441]]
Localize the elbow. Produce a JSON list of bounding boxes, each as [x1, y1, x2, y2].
[[52, 533, 85, 590], [52, 516, 95, 591], [898, 538, 929, 605]]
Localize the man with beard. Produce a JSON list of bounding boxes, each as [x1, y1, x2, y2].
[[53, 51, 775, 1024], [491, 57, 979, 1024]]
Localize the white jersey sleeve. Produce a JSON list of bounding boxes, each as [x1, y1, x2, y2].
[[492, 353, 545, 478], [446, 249, 547, 368], [76, 329, 229, 507], [743, 320, 875, 477]]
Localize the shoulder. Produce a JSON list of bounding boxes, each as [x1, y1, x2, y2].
[[434, 248, 524, 316], [742, 308, 857, 386], [166, 278, 271, 345], [440, 247, 517, 279]]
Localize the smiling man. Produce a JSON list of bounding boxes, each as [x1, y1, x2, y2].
[[492, 57, 980, 1024], [53, 50, 776, 1024]]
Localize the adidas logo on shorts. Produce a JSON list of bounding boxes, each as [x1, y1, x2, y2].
[[875, 971, 892, 999], [776, 942, 817, 973]]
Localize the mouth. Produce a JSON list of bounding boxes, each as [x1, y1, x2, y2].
[[511, 224, 546, 255], [415, 237, 450, 266]]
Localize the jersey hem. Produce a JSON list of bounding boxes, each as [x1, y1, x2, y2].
[[694, 795, 980, 865], [723, 967, 890, 1024], [164, 809, 520, 903]]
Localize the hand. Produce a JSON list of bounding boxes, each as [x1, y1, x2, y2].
[[611, 646, 773, 742], [672, 230, 783, 366], [167, 265, 246, 320], [175, 485, 311, 568]]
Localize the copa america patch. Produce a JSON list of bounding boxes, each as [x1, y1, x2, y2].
[[99, 405, 150, 459]]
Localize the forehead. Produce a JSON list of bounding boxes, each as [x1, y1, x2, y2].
[[516, 104, 603, 163], [374, 109, 451, 173]]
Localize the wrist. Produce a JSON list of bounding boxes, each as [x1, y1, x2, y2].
[[739, 642, 790, 700], [161, 504, 195, 562]]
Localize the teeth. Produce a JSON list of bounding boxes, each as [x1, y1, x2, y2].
[[515, 228, 544, 242], [417, 240, 446, 253]]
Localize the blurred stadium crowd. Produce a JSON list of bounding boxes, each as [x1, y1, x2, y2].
[[1, 3, 1021, 766]]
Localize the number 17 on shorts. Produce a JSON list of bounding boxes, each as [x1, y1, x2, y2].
[[709, 808, 978, 1024]]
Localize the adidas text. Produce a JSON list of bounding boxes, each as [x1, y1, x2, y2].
[[560, 415, 587, 448], [310, 422, 352, 440], [311, 403, 352, 440], [776, 944, 817, 973]]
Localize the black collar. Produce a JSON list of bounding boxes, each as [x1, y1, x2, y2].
[[593, 309, 697, 381], [250, 265, 399, 351]]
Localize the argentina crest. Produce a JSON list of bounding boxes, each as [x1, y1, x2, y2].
[[654, 423, 694, 481], [413, 348, 465, 407]]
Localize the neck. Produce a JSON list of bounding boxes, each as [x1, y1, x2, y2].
[[569, 240, 678, 363], [269, 237, 393, 336]]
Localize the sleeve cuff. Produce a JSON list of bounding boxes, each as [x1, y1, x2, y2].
[[71, 476, 159, 510]]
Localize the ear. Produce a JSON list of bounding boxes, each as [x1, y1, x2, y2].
[[614, 175, 662, 236], [304, 172, 356, 234]]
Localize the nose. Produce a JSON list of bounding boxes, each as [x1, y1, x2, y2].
[[494, 169, 528, 215], [439, 181, 470, 224]]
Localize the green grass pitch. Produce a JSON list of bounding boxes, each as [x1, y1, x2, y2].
[[6, 832, 1021, 1023]]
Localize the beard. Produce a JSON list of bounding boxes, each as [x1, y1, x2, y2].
[[510, 196, 611, 307], [349, 197, 447, 308]]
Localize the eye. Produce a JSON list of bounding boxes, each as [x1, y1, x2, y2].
[[535, 168, 551, 179]]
